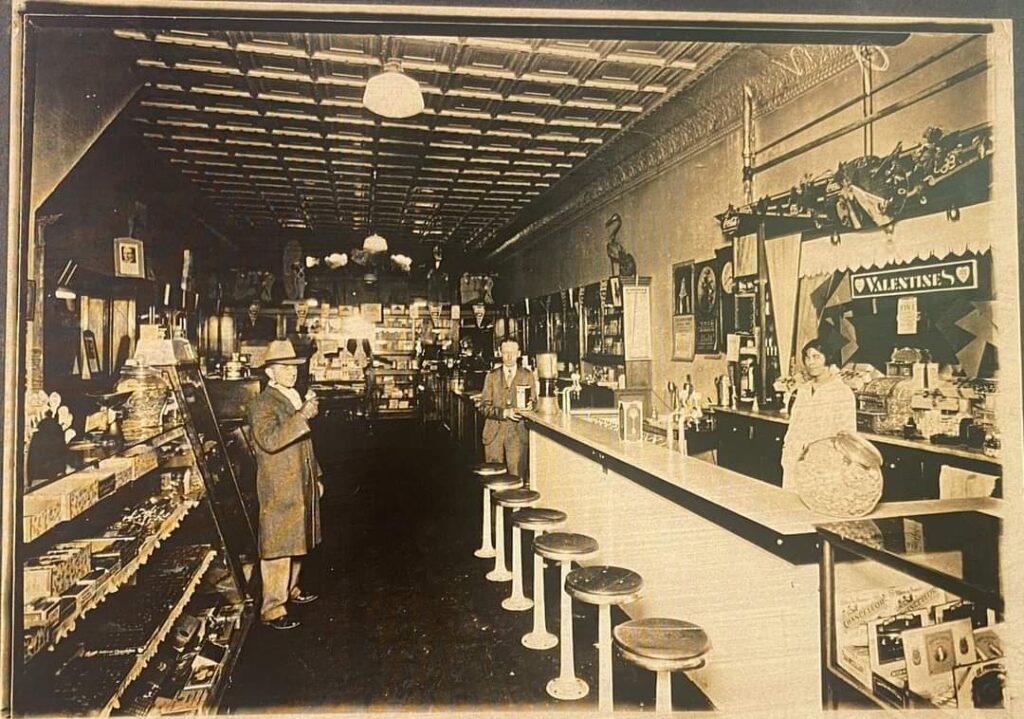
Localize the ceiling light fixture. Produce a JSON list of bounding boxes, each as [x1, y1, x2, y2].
[[362, 232, 388, 254], [362, 59, 424, 119]]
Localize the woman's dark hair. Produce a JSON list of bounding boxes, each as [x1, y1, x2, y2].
[[801, 338, 832, 364]]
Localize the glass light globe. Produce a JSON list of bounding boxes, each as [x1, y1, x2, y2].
[[362, 61, 425, 119]]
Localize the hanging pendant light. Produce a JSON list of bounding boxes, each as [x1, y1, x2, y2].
[[362, 59, 424, 119], [362, 233, 388, 254]]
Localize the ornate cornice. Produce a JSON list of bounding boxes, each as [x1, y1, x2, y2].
[[489, 44, 858, 260]]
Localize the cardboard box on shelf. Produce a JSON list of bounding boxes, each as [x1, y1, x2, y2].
[[24, 492, 63, 536]]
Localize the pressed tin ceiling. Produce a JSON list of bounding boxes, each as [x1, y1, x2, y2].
[[115, 29, 733, 254]]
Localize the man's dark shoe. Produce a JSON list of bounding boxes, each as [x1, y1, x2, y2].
[[263, 616, 300, 630], [290, 591, 319, 605]]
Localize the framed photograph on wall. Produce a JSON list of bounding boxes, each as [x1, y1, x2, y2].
[[672, 261, 694, 316], [113, 237, 145, 278], [672, 314, 695, 361]]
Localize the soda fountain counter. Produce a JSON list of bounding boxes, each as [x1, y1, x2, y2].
[[522, 410, 1002, 713]]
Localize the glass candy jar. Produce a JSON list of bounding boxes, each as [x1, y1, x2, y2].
[[117, 359, 170, 442]]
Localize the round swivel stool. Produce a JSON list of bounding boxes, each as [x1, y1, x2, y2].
[[614, 618, 710, 714], [471, 463, 509, 559], [566, 565, 644, 713], [483, 475, 523, 581], [492, 489, 541, 610], [533, 532, 600, 701], [514, 508, 568, 649]]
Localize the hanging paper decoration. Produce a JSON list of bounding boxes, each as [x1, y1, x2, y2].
[[953, 300, 997, 378]]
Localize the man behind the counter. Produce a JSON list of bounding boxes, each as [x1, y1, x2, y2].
[[248, 339, 323, 630], [479, 337, 538, 478]]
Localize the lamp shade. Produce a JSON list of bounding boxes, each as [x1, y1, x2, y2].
[[362, 61, 424, 119], [363, 233, 388, 254]]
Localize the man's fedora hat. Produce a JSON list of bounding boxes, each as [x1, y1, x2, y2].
[[261, 339, 305, 367]]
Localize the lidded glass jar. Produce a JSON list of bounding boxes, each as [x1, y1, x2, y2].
[[116, 359, 170, 441]]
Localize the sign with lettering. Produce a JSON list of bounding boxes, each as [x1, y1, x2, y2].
[[850, 259, 977, 299]]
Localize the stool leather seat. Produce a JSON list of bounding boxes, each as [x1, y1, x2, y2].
[[613, 618, 710, 663], [484, 474, 523, 491], [566, 565, 644, 605], [494, 488, 540, 506], [513, 507, 567, 531], [534, 532, 599, 562], [473, 462, 508, 476]]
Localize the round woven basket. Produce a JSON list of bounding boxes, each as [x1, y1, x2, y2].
[[792, 431, 884, 518]]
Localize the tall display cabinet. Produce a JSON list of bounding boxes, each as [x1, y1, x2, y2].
[[12, 339, 257, 716]]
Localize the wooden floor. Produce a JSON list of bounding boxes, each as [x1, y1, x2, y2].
[[222, 420, 713, 714]]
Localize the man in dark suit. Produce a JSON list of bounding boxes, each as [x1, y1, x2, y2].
[[248, 339, 323, 630], [478, 338, 538, 478]]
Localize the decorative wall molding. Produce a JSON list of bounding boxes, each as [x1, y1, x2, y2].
[[490, 44, 859, 260]]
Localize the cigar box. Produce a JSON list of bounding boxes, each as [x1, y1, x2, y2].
[[124, 445, 160, 477], [23, 513, 47, 544], [24, 597, 60, 629], [51, 542, 93, 579], [61, 581, 95, 615], [954, 658, 1007, 708], [24, 625, 49, 663], [98, 456, 136, 488], [24, 561, 70, 602], [32, 475, 99, 521], [872, 670, 912, 709], [24, 492, 63, 537], [91, 553, 122, 575], [56, 596, 76, 623], [902, 618, 975, 700], [98, 536, 142, 564], [837, 644, 873, 689], [78, 468, 116, 500]]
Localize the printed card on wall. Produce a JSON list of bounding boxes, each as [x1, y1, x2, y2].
[[694, 258, 721, 354]]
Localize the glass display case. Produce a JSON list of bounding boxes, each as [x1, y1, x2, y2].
[[818, 511, 1005, 711], [13, 343, 256, 716]]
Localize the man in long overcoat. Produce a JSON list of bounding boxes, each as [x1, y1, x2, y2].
[[248, 339, 323, 630], [478, 337, 537, 477]]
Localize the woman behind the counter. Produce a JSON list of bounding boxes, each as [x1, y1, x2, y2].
[[781, 339, 857, 491]]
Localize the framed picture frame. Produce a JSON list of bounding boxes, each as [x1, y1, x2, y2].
[[82, 329, 101, 374], [694, 258, 722, 354], [672, 314, 695, 361], [113, 237, 145, 278], [672, 261, 694, 316]]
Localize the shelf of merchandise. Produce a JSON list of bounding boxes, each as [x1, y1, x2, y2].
[[27, 492, 202, 662], [817, 511, 1004, 713], [100, 549, 216, 716], [25, 425, 186, 541]]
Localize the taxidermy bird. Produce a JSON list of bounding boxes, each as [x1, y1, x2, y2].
[[605, 213, 637, 277]]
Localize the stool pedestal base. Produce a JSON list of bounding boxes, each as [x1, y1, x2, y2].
[[501, 525, 533, 611], [655, 670, 672, 714], [486, 501, 512, 582], [546, 676, 589, 701], [522, 630, 558, 651], [546, 559, 588, 701], [474, 486, 496, 559]]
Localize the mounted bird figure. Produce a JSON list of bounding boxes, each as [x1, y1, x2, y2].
[[605, 212, 637, 278]]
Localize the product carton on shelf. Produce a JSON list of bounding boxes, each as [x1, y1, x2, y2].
[[98, 456, 137, 488], [31, 474, 100, 522], [123, 444, 160, 477], [24, 597, 60, 629], [77, 467, 117, 501], [24, 492, 63, 539]]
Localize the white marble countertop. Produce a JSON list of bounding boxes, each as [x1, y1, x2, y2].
[[524, 410, 1003, 541]]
